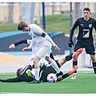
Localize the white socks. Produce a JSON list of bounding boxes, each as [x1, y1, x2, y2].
[[50, 60, 60, 73], [35, 68, 40, 81]]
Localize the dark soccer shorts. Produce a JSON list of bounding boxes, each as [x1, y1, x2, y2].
[[74, 39, 95, 55]]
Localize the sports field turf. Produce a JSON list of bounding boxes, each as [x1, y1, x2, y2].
[[0, 73, 96, 94]]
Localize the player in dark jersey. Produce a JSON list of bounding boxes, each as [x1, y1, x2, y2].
[[68, 7, 96, 79], [0, 48, 83, 83], [0, 65, 35, 82]]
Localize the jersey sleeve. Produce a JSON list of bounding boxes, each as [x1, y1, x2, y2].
[[94, 20, 96, 31], [33, 24, 57, 47], [45, 34, 57, 47], [14, 39, 27, 46], [33, 24, 45, 36], [70, 19, 78, 40]]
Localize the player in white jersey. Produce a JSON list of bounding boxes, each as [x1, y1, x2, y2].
[[17, 22, 61, 83]]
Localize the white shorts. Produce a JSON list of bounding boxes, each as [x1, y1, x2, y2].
[[35, 46, 51, 58]]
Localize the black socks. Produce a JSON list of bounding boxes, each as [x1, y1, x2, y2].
[[73, 61, 77, 73], [92, 62, 96, 74]]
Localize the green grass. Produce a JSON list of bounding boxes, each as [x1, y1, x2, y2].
[[0, 73, 96, 93], [46, 14, 70, 33], [0, 23, 18, 32], [0, 14, 70, 34]]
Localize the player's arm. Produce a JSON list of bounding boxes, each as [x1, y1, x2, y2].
[[32, 24, 60, 51], [44, 33, 60, 52], [70, 20, 78, 40], [93, 20, 96, 31], [40, 32, 60, 52], [22, 40, 34, 51], [14, 39, 27, 46], [68, 20, 78, 47], [9, 39, 32, 49]]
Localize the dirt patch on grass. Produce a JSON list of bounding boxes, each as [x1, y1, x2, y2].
[[0, 52, 29, 64]]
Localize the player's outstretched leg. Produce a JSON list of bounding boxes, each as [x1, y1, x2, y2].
[[71, 48, 83, 80], [0, 76, 23, 82], [72, 48, 83, 59], [57, 66, 78, 81]]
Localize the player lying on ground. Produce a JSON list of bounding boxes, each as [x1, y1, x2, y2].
[[0, 48, 83, 83]]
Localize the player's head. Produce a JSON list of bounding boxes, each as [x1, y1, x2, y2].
[[83, 7, 90, 20], [18, 22, 30, 31]]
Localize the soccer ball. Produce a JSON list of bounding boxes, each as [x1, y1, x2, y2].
[[47, 73, 57, 83]]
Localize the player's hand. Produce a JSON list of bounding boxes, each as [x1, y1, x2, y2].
[[9, 44, 16, 49], [54, 46, 61, 52], [68, 40, 74, 48], [22, 47, 31, 51]]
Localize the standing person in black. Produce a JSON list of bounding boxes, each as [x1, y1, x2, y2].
[[68, 7, 96, 79]]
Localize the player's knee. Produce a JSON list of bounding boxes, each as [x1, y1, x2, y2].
[[33, 56, 40, 67]]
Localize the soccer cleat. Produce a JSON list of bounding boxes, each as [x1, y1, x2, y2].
[[71, 73, 77, 80], [72, 48, 83, 59]]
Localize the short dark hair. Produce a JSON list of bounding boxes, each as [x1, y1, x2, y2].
[[18, 22, 28, 30], [83, 7, 90, 12]]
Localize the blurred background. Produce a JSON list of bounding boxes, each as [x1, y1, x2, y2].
[[0, 2, 96, 32], [0, 2, 96, 73]]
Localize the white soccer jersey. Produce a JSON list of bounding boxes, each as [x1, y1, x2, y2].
[[27, 24, 56, 58], [28, 24, 56, 48]]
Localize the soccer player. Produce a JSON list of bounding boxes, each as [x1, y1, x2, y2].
[[68, 7, 96, 79], [17, 22, 61, 83], [0, 48, 83, 83]]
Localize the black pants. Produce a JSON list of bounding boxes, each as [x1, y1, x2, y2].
[[74, 39, 95, 55], [1, 73, 34, 82]]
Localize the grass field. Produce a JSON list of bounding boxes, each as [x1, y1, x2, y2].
[[0, 73, 96, 94], [0, 14, 70, 34]]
